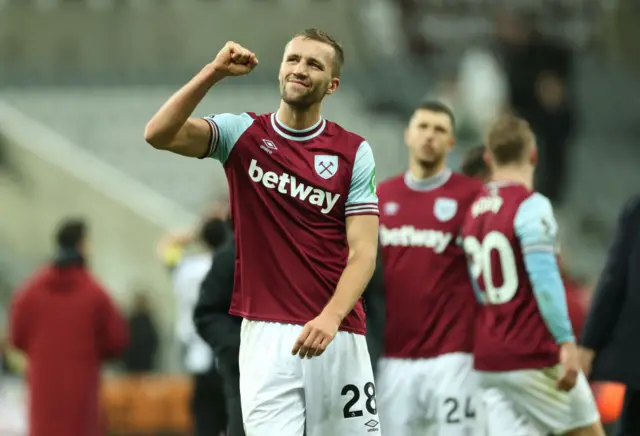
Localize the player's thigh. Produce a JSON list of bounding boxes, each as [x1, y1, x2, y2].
[[432, 353, 478, 436], [239, 320, 305, 436], [500, 367, 600, 435], [304, 331, 382, 435], [479, 385, 543, 436], [376, 358, 428, 435]]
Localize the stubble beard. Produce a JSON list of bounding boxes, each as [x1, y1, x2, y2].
[[280, 82, 326, 110]]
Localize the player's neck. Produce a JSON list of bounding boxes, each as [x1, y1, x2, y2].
[[408, 160, 446, 180], [491, 167, 533, 189], [277, 102, 322, 131]]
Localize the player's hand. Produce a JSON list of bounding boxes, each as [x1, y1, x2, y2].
[[208, 41, 258, 78], [557, 342, 580, 392], [291, 312, 340, 359], [578, 346, 596, 378]]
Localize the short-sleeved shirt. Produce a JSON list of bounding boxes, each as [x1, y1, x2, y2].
[[461, 182, 561, 371], [202, 112, 378, 334]]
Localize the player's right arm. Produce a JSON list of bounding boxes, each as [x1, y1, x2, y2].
[[144, 42, 258, 158], [514, 193, 578, 391]]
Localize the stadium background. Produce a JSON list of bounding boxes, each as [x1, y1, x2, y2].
[[0, 0, 638, 434]]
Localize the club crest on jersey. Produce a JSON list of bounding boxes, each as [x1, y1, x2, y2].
[[434, 197, 458, 222], [314, 155, 338, 180], [383, 202, 399, 216]]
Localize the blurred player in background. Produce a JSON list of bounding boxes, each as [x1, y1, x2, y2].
[[145, 29, 380, 435], [460, 144, 490, 181], [461, 115, 604, 436], [460, 144, 590, 344], [376, 101, 483, 436]]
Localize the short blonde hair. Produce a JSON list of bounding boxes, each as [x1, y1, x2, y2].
[[486, 115, 535, 165]]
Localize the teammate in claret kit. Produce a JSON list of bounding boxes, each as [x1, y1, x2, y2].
[[461, 115, 605, 436], [144, 29, 381, 435], [376, 101, 483, 436]]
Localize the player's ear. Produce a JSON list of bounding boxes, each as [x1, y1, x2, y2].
[[326, 77, 340, 95], [530, 147, 538, 165], [404, 127, 411, 148], [483, 151, 493, 170]]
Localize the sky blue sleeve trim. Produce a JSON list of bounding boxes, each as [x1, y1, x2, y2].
[[202, 113, 254, 163], [523, 251, 575, 344], [514, 192, 559, 254], [345, 141, 379, 216]]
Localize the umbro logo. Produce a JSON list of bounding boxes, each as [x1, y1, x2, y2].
[[260, 139, 278, 155], [364, 419, 379, 432]]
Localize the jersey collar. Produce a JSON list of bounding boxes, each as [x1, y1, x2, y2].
[[404, 168, 452, 191], [271, 111, 326, 142]]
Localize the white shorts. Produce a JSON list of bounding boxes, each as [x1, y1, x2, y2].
[[239, 319, 381, 436], [477, 366, 600, 435], [377, 353, 479, 436]]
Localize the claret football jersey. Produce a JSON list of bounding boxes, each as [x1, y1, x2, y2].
[[461, 182, 562, 371], [377, 170, 482, 358], [202, 111, 378, 334]]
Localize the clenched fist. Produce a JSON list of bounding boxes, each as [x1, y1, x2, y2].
[[209, 41, 259, 78]]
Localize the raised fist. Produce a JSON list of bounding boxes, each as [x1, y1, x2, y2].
[[210, 41, 258, 78]]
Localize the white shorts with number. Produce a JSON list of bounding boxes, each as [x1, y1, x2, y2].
[[477, 366, 600, 435], [377, 353, 479, 436], [239, 319, 381, 436]]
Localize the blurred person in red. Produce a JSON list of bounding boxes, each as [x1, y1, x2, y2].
[[9, 218, 129, 436], [461, 145, 589, 340]]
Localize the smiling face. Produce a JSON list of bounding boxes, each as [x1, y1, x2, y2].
[[405, 108, 455, 169], [278, 36, 340, 109]]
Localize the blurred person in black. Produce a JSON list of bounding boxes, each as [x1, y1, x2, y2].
[[460, 145, 491, 181], [194, 235, 385, 436], [122, 291, 159, 374], [494, 9, 575, 205], [9, 218, 129, 436], [194, 237, 243, 436], [580, 194, 640, 436], [159, 216, 229, 436]]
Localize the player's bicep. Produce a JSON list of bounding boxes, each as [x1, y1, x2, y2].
[[514, 193, 558, 254], [345, 141, 379, 216], [346, 215, 379, 263], [162, 118, 211, 159], [201, 112, 254, 163]]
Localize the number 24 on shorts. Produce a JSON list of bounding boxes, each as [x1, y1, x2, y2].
[[342, 382, 377, 418], [444, 397, 475, 424]]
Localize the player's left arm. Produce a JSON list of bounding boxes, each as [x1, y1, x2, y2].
[[324, 140, 379, 320], [515, 194, 580, 390], [292, 141, 379, 358], [324, 214, 379, 322], [514, 193, 575, 345]]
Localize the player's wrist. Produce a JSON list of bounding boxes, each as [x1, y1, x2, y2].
[[320, 304, 346, 325], [199, 64, 227, 86], [559, 339, 576, 346]]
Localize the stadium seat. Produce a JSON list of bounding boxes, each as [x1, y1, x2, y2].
[[101, 377, 135, 433]]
